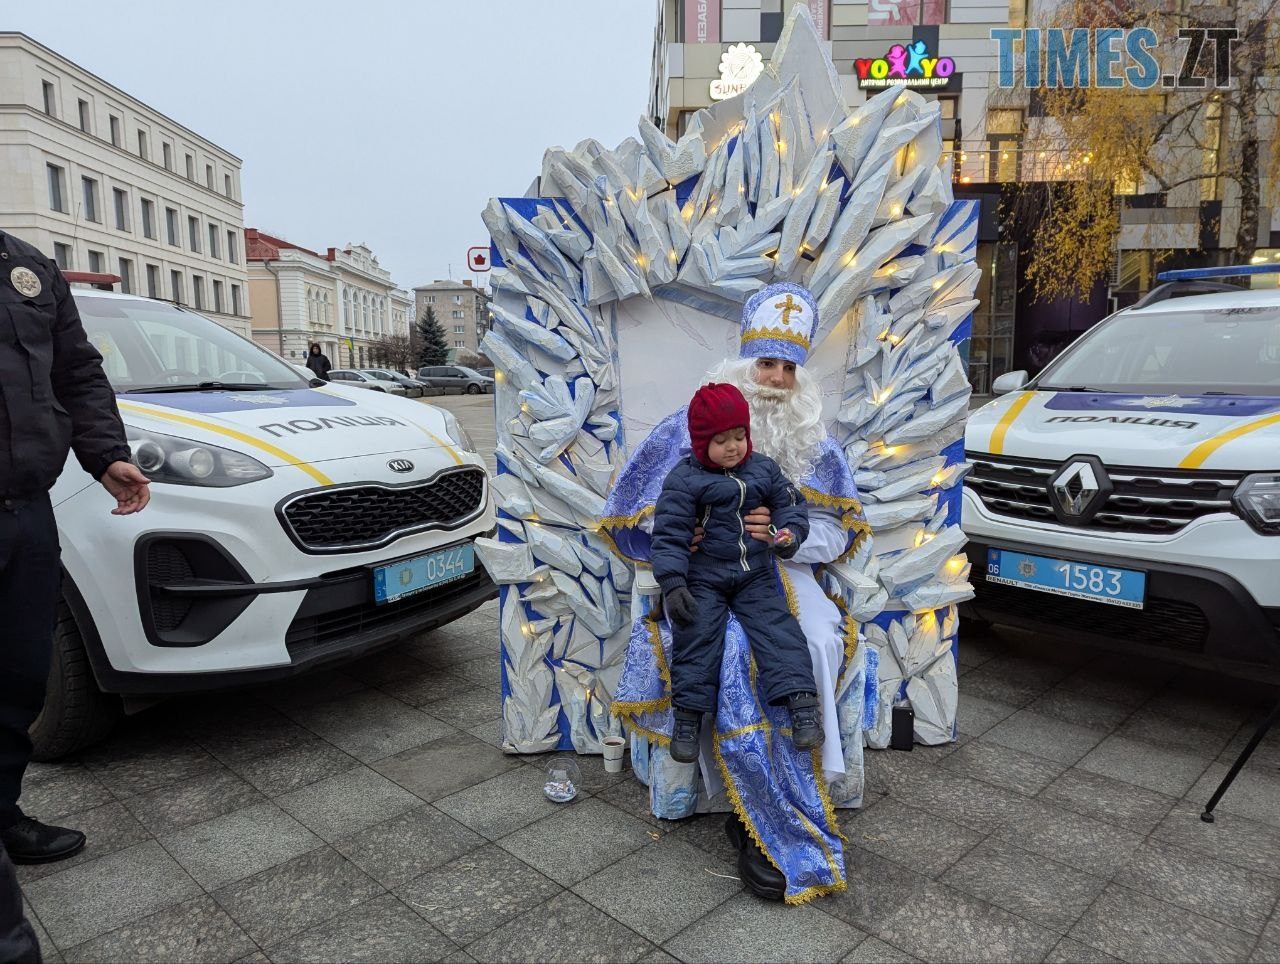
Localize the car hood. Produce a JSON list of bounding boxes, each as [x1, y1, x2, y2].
[[116, 384, 466, 466], [966, 390, 1280, 470]]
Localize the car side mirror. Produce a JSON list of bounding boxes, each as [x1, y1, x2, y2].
[[992, 370, 1029, 395]]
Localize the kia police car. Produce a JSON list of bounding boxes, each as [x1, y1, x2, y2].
[[34, 287, 495, 758], [964, 266, 1280, 680]]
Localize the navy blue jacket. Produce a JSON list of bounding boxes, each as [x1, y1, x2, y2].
[[651, 452, 808, 594]]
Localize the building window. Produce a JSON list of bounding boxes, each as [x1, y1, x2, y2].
[[454, 340, 464, 348], [137, 130, 148, 159], [226, 230, 238, 264], [425, 295, 435, 303], [163, 142, 173, 171], [88, 250, 104, 273], [165, 207, 179, 246], [146, 264, 160, 298], [205, 164, 214, 189], [118, 258, 133, 294], [231, 284, 242, 315], [454, 326, 465, 334], [224, 173, 232, 197], [207, 223, 219, 259], [109, 115, 121, 147], [77, 99, 91, 133], [192, 275, 205, 310], [53, 243, 72, 269], [113, 188, 129, 231], [185, 154, 194, 180], [81, 177, 100, 222], [213, 279, 224, 313], [46, 164, 67, 213], [451, 309, 464, 319], [453, 294, 462, 303], [866, 0, 947, 25], [42, 81, 57, 116], [141, 198, 156, 239], [170, 270, 184, 304], [188, 215, 200, 253]]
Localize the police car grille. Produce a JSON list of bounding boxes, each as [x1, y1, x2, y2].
[[282, 468, 486, 552], [965, 453, 1242, 534]]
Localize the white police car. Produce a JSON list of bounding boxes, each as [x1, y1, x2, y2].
[[964, 266, 1280, 680], [34, 288, 495, 757]]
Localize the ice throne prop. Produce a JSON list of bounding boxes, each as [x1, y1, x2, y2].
[[475, 8, 978, 785]]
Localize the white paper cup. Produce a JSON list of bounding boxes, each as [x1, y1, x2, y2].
[[602, 736, 626, 773]]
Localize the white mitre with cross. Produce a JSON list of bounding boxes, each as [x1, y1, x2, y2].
[[739, 282, 820, 366]]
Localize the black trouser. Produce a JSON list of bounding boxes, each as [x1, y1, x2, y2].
[[670, 558, 815, 714], [0, 842, 40, 964], [0, 495, 60, 831]]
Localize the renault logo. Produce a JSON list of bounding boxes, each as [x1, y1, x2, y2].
[[1048, 455, 1112, 525], [388, 459, 414, 473]]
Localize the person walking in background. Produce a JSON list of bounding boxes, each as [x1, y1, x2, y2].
[[305, 342, 332, 381], [0, 228, 150, 867]]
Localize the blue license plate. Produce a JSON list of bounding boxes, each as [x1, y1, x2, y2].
[[373, 544, 475, 605], [986, 548, 1146, 610]]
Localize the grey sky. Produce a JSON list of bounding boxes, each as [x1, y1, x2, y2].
[[11, 0, 658, 293]]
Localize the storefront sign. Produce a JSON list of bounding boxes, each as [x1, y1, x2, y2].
[[710, 43, 765, 100], [855, 40, 956, 90], [804, 0, 829, 38], [684, 0, 720, 44]]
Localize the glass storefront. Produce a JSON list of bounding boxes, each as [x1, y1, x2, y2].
[[967, 240, 1018, 394]]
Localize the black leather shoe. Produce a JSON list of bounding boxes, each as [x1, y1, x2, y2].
[[725, 813, 748, 850], [737, 830, 786, 901], [1, 816, 87, 865], [787, 692, 824, 750], [669, 708, 702, 763]]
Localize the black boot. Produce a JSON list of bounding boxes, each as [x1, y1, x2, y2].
[[1, 816, 86, 865], [669, 708, 702, 763], [787, 693, 824, 750], [728, 816, 786, 901]]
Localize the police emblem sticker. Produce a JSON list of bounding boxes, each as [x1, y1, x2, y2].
[[10, 267, 41, 298]]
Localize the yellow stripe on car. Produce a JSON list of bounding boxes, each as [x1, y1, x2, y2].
[[1180, 411, 1280, 469], [118, 401, 334, 486], [989, 391, 1035, 455]]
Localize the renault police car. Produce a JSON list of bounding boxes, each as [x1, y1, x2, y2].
[[964, 266, 1280, 680], [34, 284, 495, 758]]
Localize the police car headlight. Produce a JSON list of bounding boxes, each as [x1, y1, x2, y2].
[[126, 428, 273, 487], [1234, 473, 1280, 535], [441, 411, 476, 453]]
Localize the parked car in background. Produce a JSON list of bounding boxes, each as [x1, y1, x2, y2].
[[329, 369, 406, 394], [363, 369, 427, 398], [475, 367, 495, 379], [416, 365, 495, 395]]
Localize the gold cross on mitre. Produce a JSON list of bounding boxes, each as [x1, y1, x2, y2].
[[774, 293, 803, 327]]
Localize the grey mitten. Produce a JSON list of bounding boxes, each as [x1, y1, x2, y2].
[[664, 586, 697, 627]]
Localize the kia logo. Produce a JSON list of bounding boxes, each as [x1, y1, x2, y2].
[[388, 459, 414, 473]]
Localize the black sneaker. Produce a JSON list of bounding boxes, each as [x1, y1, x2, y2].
[[787, 693, 824, 750], [669, 708, 702, 763], [1, 816, 86, 865]]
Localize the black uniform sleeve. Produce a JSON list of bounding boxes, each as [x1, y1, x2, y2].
[[48, 267, 132, 480], [764, 459, 809, 544], [650, 465, 699, 595]]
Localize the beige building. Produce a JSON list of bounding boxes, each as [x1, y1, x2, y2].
[[0, 33, 250, 335], [246, 230, 411, 369], [412, 279, 491, 359]]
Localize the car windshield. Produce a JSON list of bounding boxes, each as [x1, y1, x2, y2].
[[1037, 304, 1280, 396], [76, 296, 309, 393]]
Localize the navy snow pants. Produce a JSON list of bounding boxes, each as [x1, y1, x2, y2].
[[669, 557, 815, 714]]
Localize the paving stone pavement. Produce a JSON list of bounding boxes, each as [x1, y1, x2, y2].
[[13, 604, 1280, 963]]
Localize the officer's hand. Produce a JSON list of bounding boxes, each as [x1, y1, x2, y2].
[[664, 586, 697, 627], [689, 525, 704, 553], [744, 506, 772, 543], [101, 461, 151, 516]]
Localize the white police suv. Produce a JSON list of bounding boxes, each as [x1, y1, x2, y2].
[[964, 266, 1280, 680], [35, 289, 494, 757]]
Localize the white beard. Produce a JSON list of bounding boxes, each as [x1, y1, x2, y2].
[[704, 358, 825, 484]]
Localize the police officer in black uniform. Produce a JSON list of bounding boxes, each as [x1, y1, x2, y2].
[[0, 230, 150, 876]]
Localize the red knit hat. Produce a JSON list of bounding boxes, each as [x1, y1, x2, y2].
[[688, 383, 752, 469]]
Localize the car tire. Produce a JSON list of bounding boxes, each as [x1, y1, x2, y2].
[[466, 384, 480, 395], [29, 599, 122, 761]]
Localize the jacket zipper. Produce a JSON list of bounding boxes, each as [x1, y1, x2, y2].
[[729, 471, 749, 571]]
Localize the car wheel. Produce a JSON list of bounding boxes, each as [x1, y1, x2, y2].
[[466, 383, 480, 395], [29, 598, 122, 761]]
